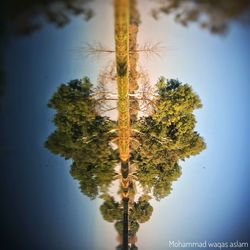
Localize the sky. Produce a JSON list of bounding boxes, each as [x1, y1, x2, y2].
[[1, 2, 116, 250], [1, 1, 250, 250], [136, 2, 250, 250]]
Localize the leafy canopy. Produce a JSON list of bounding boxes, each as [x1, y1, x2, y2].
[[132, 78, 206, 200], [45, 78, 118, 199], [100, 195, 153, 236]]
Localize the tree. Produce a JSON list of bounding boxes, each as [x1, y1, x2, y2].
[[100, 194, 153, 237], [131, 78, 206, 200], [130, 195, 153, 224], [1, 0, 93, 35], [100, 196, 122, 222], [152, 0, 250, 34], [45, 78, 119, 199]]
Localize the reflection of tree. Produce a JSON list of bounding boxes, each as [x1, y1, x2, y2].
[[1, 0, 93, 35], [45, 76, 206, 245], [45, 78, 118, 199], [152, 0, 250, 34], [43, 2, 206, 245], [131, 78, 206, 200], [100, 194, 153, 238], [130, 195, 153, 224], [100, 195, 122, 222], [45, 75, 206, 249]]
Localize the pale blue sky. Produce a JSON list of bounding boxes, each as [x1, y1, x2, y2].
[[1, 2, 115, 249]]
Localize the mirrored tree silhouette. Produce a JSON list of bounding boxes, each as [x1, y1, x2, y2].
[[1, 0, 93, 35], [152, 0, 250, 34], [131, 78, 206, 200], [45, 75, 206, 249], [45, 78, 119, 199], [45, 1, 206, 249]]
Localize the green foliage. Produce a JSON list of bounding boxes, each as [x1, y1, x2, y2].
[[100, 195, 153, 236], [100, 196, 122, 222], [128, 220, 139, 236], [155, 78, 202, 125], [115, 221, 123, 235], [132, 78, 206, 200], [130, 196, 153, 224], [45, 78, 118, 199]]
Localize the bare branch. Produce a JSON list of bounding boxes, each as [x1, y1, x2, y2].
[[131, 42, 164, 58], [74, 41, 164, 59], [77, 42, 115, 58]]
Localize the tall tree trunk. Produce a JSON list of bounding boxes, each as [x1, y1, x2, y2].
[[122, 197, 129, 250]]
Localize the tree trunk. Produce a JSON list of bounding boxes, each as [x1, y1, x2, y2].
[[122, 197, 129, 250]]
